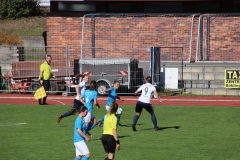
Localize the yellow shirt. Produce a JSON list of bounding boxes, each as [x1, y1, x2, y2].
[[40, 61, 52, 80], [103, 114, 117, 135]]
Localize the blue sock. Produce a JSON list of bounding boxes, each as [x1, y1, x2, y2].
[[82, 156, 89, 160], [116, 115, 121, 122], [87, 122, 96, 131], [151, 114, 158, 128], [99, 114, 106, 123], [62, 111, 74, 118], [133, 115, 139, 126], [74, 157, 80, 160]]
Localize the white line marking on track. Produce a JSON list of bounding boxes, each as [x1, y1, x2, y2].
[[51, 100, 65, 105], [0, 122, 27, 127]]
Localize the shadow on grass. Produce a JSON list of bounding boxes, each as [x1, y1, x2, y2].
[[95, 135, 131, 141], [118, 123, 143, 127], [142, 126, 181, 131]]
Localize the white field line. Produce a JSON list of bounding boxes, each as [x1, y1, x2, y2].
[[0, 122, 27, 127], [50, 100, 65, 105]]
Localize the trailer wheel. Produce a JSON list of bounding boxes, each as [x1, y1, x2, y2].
[[29, 82, 41, 94], [97, 82, 109, 95], [49, 82, 59, 95]]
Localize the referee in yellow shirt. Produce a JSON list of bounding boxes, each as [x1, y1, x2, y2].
[[38, 55, 55, 105], [101, 102, 120, 160]]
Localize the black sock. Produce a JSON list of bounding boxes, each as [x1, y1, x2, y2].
[[43, 96, 47, 103], [133, 115, 140, 126], [151, 114, 158, 128], [38, 99, 41, 104]]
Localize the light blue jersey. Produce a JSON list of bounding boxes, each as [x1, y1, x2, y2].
[[82, 89, 98, 113], [73, 116, 87, 143], [106, 86, 117, 106]]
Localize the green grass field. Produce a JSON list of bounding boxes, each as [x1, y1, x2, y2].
[[0, 104, 240, 160]]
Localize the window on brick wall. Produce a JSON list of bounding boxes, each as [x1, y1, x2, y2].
[[233, 1, 240, 12], [144, 2, 183, 13], [196, 2, 220, 12], [108, 2, 132, 12], [58, 2, 96, 12]]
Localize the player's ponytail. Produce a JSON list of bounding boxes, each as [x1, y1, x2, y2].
[[108, 102, 118, 115]]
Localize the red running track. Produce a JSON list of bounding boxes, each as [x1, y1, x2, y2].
[[0, 93, 240, 107]]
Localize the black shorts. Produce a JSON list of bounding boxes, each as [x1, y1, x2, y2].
[[43, 80, 50, 91], [73, 99, 84, 110], [135, 101, 154, 114], [101, 134, 116, 153]]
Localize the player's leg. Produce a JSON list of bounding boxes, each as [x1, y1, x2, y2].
[[74, 141, 90, 160], [116, 107, 123, 126], [98, 114, 106, 127], [101, 135, 116, 160], [86, 113, 97, 132], [145, 104, 162, 131], [57, 100, 82, 124], [42, 80, 50, 105], [132, 101, 143, 131], [98, 105, 110, 126]]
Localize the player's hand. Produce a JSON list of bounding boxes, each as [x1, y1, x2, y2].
[[116, 144, 120, 150], [85, 137, 90, 142], [40, 80, 43, 85], [89, 134, 93, 139], [97, 104, 100, 109]]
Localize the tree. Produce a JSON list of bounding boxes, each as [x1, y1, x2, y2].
[[0, 0, 41, 19]]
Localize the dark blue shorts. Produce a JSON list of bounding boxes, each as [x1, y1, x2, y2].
[[135, 101, 154, 114], [73, 99, 84, 110]]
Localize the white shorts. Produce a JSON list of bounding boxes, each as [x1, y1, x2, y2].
[[105, 105, 110, 111], [74, 140, 90, 156], [83, 112, 95, 123]]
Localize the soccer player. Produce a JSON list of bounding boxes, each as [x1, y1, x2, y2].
[[132, 76, 162, 131], [80, 80, 100, 131], [98, 80, 124, 127], [57, 74, 88, 124], [73, 106, 93, 160], [101, 102, 120, 160]]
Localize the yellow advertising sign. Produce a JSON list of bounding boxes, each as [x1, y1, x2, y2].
[[225, 69, 240, 88]]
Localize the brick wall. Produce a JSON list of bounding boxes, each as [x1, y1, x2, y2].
[[46, 15, 240, 62]]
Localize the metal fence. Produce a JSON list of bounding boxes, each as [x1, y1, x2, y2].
[[1, 46, 240, 95], [195, 14, 240, 62], [0, 46, 185, 94]]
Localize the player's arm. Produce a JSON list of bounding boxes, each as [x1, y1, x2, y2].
[[153, 90, 162, 103], [105, 88, 111, 92], [39, 65, 44, 84], [79, 96, 85, 104], [134, 86, 142, 95], [77, 128, 90, 142], [117, 96, 124, 101], [75, 85, 80, 95], [113, 129, 120, 150], [94, 99, 100, 109]]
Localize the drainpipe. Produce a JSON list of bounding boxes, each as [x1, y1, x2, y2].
[[189, 14, 200, 62], [195, 14, 203, 61]]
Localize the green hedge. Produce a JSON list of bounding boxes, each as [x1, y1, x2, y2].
[[0, 0, 41, 19]]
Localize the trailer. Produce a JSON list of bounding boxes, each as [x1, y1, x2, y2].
[[79, 57, 144, 95], [10, 60, 76, 94]]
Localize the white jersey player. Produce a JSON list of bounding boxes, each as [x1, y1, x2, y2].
[[132, 76, 162, 131]]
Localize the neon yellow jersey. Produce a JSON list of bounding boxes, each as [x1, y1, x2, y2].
[[40, 61, 52, 80], [103, 114, 117, 135]]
